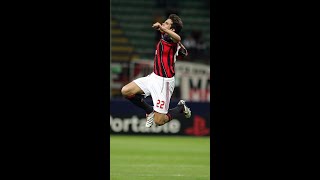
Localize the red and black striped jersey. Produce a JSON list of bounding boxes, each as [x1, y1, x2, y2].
[[153, 33, 183, 78]]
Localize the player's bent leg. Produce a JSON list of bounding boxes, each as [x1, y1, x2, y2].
[[153, 100, 192, 127], [154, 112, 170, 126], [122, 81, 154, 127], [121, 82, 144, 97], [178, 100, 192, 118]]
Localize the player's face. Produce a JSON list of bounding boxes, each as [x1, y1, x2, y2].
[[162, 19, 174, 31]]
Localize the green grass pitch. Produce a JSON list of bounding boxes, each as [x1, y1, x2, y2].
[[110, 135, 210, 180]]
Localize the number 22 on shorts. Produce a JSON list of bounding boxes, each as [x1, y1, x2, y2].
[[156, 99, 165, 109]]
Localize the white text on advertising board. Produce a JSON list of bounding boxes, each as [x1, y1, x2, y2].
[[110, 115, 181, 133]]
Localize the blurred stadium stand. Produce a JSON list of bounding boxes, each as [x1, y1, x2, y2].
[[111, 0, 210, 100]]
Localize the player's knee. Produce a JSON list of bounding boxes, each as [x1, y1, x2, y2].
[[121, 86, 130, 97], [154, 116, 165, 126]]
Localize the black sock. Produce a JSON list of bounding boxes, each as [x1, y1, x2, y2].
[[125, 94, 153, 114], [167, 104, 184, 120]]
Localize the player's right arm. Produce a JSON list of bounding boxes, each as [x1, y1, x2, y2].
[[152, 22, 161, 30], [152, 22, 181, 43]]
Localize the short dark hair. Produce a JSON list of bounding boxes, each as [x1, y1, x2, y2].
[[168, 14, 183, 34]]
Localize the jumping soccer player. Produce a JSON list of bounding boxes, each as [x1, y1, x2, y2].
[[121, 14, 191, 128]]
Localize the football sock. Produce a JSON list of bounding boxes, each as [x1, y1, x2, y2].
[[166, 104, 184, 120], [126, 94, 153, 114]]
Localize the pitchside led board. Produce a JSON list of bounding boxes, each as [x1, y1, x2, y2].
[[110, 99, 210, 136]]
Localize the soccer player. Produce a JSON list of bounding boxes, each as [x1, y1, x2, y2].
[[121, 14, 191, 128]]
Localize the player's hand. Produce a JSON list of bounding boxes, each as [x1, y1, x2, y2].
[[152, 22, 161, 30]]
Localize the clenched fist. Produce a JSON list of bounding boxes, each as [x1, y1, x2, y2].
[[152, 22, 161, 30]]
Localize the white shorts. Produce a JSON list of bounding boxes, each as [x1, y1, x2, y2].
[[133, 72, 175, 114]]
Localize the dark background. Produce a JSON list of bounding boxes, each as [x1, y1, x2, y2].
[[3, 0, 315, 180]]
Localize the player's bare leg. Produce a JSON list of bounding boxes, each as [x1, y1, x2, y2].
[[154, 100, 192, 126], [121, 82, 154, 127], [154, 112, 169, 126], [121, 82, 144, 97]]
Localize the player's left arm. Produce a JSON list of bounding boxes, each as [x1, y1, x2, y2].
[[178, 42, 188, 57]]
